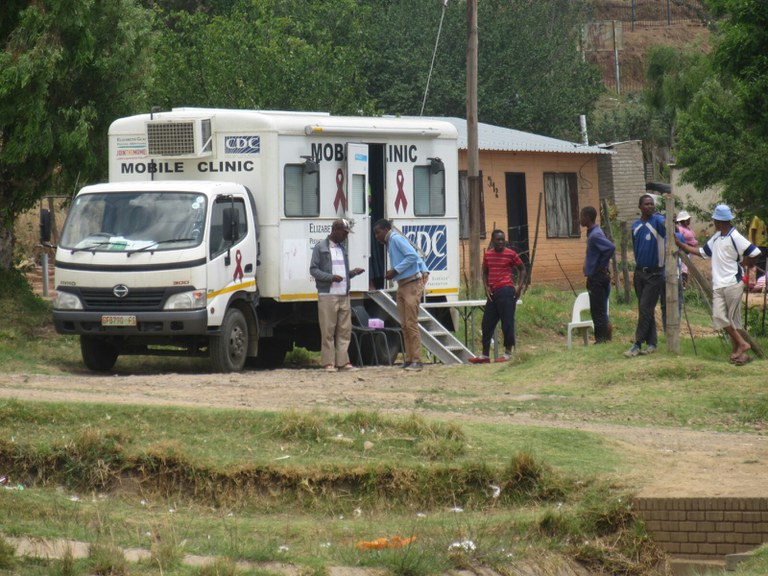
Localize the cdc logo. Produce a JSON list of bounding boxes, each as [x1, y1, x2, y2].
[[225, 136, 260, 154], [402, 225, 447, 271]]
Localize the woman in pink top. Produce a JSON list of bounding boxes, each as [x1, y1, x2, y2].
[[676, 211, 698, 287]]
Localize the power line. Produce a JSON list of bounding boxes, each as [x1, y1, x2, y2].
[[420, 0, 449, 116]]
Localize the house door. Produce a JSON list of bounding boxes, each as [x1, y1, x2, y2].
[[505, 173, 529, 265]]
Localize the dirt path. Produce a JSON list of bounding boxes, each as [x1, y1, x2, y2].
[[2, 364, 766, 499]]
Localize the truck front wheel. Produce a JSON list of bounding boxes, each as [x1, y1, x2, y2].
[[210, 308, 248, 372], [80, 336, 119, 371]]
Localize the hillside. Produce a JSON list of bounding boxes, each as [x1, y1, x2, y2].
[[584, 0, 711, 94]]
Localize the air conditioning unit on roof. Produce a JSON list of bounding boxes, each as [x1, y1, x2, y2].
[[145, 117, 212, 158]]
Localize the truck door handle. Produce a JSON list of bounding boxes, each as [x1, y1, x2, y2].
[[244, 264, 253, 273]]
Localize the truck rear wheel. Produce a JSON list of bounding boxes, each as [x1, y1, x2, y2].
[[80, 336, 119, 371], [210, 308, 248, 372]]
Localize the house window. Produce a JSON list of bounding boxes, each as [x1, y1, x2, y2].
[[544, 173, 579, 238], [459, 171, 486, 239], [413, 165, 445, 216], [284, 164, 319, 217]]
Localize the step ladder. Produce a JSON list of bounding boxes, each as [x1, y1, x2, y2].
[[367, 290, 475, 365]]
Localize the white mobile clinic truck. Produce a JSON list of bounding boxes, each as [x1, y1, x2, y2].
[[53, 108, 460, 371]]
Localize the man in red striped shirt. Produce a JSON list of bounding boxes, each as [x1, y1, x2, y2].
[[469, 230, 527, 363]]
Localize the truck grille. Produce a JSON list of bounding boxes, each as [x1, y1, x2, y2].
[[80, 288, 167, 311]]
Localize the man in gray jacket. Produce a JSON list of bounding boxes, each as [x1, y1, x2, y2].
[[310, 219, 364, 372]]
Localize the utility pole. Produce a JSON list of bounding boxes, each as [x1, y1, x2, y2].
[[467, 0, 481, 294], [664, 188, 680, 353]]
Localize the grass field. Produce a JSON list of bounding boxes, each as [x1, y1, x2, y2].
[[1, 269, 768, 575]]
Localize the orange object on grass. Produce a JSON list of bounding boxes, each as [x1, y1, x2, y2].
[[356, 535, 416, 550]]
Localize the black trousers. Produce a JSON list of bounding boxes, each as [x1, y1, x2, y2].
[[633, 269, 663, 347], [481, 286, 517, 351], [587, 272, 611, 342]]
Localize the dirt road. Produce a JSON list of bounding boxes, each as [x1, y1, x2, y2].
[[2, 364, 766, 499]]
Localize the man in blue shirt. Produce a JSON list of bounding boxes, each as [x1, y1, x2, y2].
[[373, 219, 429, 371], [580, 206, 615, 343], [626, 194, 666, 357]]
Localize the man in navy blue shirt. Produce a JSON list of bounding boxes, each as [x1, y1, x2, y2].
[[626, 194, 666, 357], [580, 206, 615, 343]]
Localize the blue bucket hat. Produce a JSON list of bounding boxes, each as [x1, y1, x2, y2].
[[712, 204, 734, 221]]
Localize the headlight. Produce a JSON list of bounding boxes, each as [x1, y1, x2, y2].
[[54, 291, 83, 310], [164, 289, 207, 310]]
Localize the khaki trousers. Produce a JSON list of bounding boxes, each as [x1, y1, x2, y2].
[[396, 280, 423, 363], [317, 294, 352, 367]]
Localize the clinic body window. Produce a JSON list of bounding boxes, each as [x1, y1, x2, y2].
[[413, 165, 445, 216], [284, 164, 320, 217]]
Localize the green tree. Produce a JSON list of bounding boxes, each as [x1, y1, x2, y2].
[[588, 43, 711, 178], [149, 0, 601, 138], [644, 44, 711, 148], [476, 0, 602, 139], [676, 0, 768, 216], [0, 0, 154, 268], [148, 0, 375, 114], [363, 0, 602, 140], [588, 93, 660, 145]]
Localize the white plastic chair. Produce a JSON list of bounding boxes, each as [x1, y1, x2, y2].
[[567, 292, 594, 349]]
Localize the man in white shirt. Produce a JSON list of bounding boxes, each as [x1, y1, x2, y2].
[[310, 219, 364, 372], [676, 204, 760, 365]]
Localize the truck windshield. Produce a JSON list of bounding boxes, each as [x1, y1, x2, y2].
[[60, 192, 207, 252]]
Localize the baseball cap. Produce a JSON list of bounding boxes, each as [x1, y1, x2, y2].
[[332, 218, 353, 233], [711, 205, 734, 221], [675, 210, 691, 222]]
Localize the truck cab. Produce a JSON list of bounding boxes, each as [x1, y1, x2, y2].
[[53, 180, 260, 372]]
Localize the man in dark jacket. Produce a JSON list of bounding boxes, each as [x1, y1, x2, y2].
[[580, 206, 615, 343], [309, 219, 364, 372]]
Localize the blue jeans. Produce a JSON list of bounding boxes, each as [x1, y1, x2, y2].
[[481, 286, 517, 352]]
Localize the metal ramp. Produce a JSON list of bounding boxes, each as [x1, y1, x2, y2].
[[367, 290, 475, 365]]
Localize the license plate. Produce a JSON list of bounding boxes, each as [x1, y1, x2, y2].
[[101, 315, 137, 327]]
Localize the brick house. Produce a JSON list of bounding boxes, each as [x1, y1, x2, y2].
[[438, 118, 613, 288]]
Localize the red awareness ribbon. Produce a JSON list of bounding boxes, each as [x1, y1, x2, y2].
[[232, 249, 244, 282], [333, 169, 346, 213], [394, 169, 407, 214]]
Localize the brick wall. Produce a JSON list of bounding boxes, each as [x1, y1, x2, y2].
[[597, 140, 645, 225], [634, 498, 768, 558], [458, 149, 602, 287]]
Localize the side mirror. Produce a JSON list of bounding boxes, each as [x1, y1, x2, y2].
[[429, 157, 445, 174], [301, 155, 319, 174], [40, 209, 52, 243], [222, 207, 239, 242]]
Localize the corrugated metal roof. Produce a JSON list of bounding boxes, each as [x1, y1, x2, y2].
[[420, 116, 613, 155]]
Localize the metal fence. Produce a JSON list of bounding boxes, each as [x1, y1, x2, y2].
[[587, 0, 710, 30]]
